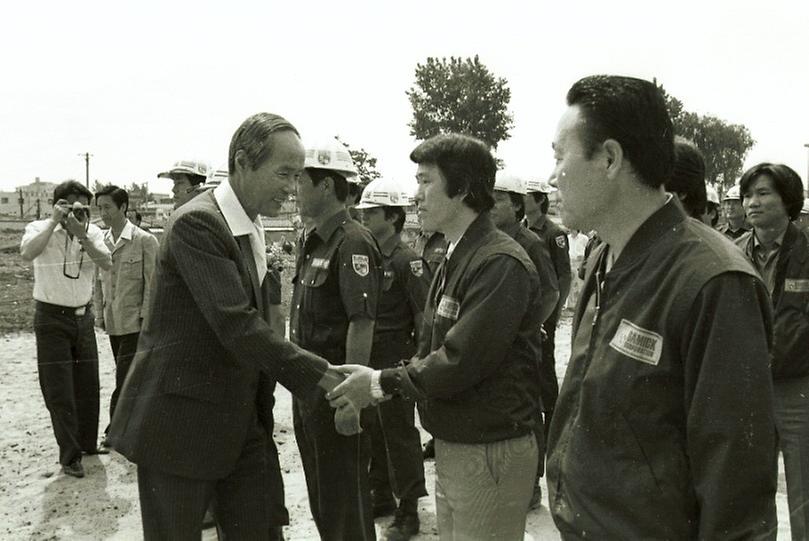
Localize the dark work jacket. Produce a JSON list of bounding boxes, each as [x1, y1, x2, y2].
[[530, 214, 571, 312], [547, 200, 777, 540], [737, 222, 809, 380], [380, 212, 542, 443]]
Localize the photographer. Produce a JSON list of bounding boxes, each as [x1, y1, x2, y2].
[[20, 180, 111, 479]]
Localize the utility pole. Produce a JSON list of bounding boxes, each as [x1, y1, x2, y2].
[[804, 143, 809, 196], [18, 188, 24, 218], [78, 152, 92, 188]]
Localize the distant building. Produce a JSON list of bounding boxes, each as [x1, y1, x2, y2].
[[0, 178, 58, 218]]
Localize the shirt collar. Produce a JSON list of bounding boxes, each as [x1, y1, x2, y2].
[[753, 228, 787, 251], [379, 233, 401, 257], [214, 179, 260, 236], [313, 208, 351, 243], [447, 212, 492, 261]]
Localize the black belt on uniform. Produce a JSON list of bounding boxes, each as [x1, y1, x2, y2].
[[35, 300, 92, 317]]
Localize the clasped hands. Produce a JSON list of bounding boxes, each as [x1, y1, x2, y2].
[[325, 365, 380, 436]]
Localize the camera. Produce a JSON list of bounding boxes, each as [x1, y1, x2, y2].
[[69, 203, 90, 222]]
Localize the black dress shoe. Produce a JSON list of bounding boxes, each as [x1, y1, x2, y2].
[[385, 507, 419, 541], [372, 490, 397, 519], [83, 446, 110, 455], [62, 460, 85, 478]]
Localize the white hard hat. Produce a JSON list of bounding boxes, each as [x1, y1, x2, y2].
[[525, 178, 557, 194], [355, 178, 412, 208], [158, 159, 210, 179], [723, 185, 741, 201], [706, 184, 720, 205], [494, 171, 527, 195], [304, 139, 358, 180], [204, 164, 228, 188]]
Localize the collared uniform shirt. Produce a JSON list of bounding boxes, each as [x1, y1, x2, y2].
[[749, 229, 786, 296], [290, 208, 382, 363], [373, 233, 432, 366], [530, 214, 572, 309], [94, 220, 159, 335], [411, 231, 448, 275], [22, 219, 109, 307]]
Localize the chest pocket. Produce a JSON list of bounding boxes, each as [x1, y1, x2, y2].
[[301, 255, 332, 289], [122, 253, 143, 278]]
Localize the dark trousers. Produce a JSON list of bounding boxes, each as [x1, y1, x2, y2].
[[293, 395, 375, 541], [137, 434, 271, 540], [34, 301, 100, 465], [536, 310, 560, 480], [105, 332, 139, 435], [369, 398, 428, 503]]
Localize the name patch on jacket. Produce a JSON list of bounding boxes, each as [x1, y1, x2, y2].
[[785, 279, 809, 293], [609, 319, 663, 366], [312, 258, 330, 270], [436, 296, 460, 320]]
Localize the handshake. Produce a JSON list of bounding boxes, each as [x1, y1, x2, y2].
[[321, 365, 381, 436]]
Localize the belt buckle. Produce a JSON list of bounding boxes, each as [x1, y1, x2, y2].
[[74, 306, 86, 317]]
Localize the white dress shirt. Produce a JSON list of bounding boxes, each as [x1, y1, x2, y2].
[[214, 180, 267, 284], [22, 219, 108, 307]]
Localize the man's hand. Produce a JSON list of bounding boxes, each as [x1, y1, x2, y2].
[[64, 204, 88, 239], [326, 364, 375, 410], [52, 199, 69, 224], [334, 403, 362, 436]]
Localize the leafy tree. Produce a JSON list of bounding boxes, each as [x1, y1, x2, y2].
[[406, 55, 514, 150], [336, 137, 382, 187], [126, 182, 152, 208], [661, 87, 755, 190]]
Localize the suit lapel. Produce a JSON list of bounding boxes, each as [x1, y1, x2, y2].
[[237, 234, 265, 318]]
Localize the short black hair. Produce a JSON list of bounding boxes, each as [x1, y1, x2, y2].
[[53, 180, 93, 204], [508, 192, 525, 222], [95, 184, 130, 212], [665, 138, 707, 219], [307, 168, 349, 203], [228, 112, 299, 174], [347, 182, 362, 204], [529, 191, 550, 214], [410, 133, 496, 213], [740, 163, 805, 221], [382, 206, 406, 234], [566, 75, 674, 189]]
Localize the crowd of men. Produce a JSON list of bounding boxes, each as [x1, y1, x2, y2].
[[20, 74, 809, 540]]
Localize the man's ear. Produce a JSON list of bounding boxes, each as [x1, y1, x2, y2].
[[602, 139, 624, 180]]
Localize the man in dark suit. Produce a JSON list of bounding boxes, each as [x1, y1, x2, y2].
[[109, 113, 344, 540]]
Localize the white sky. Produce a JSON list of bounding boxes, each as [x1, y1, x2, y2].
[[2, 0, 808, 195]]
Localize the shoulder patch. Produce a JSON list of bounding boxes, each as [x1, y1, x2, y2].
[[785, 279, 809, 293], [555, 235, 568, 248], [409, 260, 423, 277], [609, 319, 662, 366], [352, 254, 369, 277]]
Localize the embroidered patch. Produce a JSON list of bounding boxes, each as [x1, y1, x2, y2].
[[436, 296, 460, 320], [555, 235, 567, 248], [609, 319, 663, 366], [785, 279, 809, 293], [352, 254, 369, 277], [410, 260, 423, 277], [311, 257, 330, 270]]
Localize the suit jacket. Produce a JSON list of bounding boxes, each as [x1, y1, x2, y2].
[[109, 190, 329, 480], [94, 221, 159, 336]]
